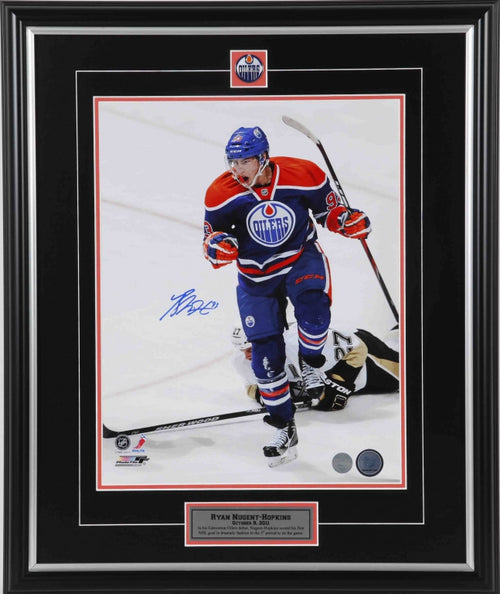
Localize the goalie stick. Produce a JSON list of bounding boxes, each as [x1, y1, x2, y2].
[[282, 115, 400, 323], [103, 400, 312, 438]]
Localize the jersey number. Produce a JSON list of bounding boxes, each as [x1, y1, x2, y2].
[[332, 331, 353, 361]]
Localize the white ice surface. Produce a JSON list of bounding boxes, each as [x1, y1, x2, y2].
[[96, 97, 405, 490]]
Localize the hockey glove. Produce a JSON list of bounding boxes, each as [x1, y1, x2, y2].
[[289, 381, 311, 404], [311, 376, 354, 411], [326, 205, 371, 240], [203, 231, 238, 268], [247, 384, 266, 407]]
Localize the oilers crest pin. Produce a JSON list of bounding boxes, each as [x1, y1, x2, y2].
[[230, 50, 268, 88]]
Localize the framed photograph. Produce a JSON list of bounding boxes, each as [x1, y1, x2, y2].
[[2, 1, 499, 592]]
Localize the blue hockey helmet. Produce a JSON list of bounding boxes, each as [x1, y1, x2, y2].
[[225, 126, 269, 161]]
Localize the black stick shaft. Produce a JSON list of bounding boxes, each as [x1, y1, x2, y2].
[[316, 139, 400, 323], [103, 401, 311, 438], [283, 115, 399, 323]]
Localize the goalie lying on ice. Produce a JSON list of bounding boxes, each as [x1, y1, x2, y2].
[[231, 322, 399, 411]]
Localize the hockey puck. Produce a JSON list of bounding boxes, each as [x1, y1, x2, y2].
[[331, 452, 353, 474], [356, 449, 384, 477]]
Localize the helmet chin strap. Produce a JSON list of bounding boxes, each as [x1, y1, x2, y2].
[[247, 155, 270, 188], [227, 154, 270, 189]]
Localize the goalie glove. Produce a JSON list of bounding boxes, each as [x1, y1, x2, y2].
[[326, 205, 371, 240], [310, 375, 354, 411], [203, 231, 239, 268]]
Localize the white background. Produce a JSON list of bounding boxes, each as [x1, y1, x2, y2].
[[96, 96, 404, 489]]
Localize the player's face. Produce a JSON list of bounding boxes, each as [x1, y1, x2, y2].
[[228, 157, 260, 186], [243, 347, 252, 361]]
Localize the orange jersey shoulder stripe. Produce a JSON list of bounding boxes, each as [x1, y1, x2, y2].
[[204, 157, 327, 209], [204, 171, 248, 210], [272, 156, 327, 188]]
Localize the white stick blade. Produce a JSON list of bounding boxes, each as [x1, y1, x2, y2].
[[282, 115, 320, 145]]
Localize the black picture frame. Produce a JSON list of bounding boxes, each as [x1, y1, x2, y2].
[[2, 1, 499, 592]]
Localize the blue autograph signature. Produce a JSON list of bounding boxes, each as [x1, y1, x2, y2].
[[159, 288, 219, 320]]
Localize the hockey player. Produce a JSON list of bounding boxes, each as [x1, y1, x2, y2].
[[203, 126, 371, 467], [231, 324, 399, 410]]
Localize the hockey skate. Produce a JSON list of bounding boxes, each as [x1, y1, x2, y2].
[[299, 353, 325, 400], [263, 416, 298, 467]]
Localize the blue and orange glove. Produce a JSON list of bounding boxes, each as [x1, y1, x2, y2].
[[203, 231, 239, 268], [326, 205, 371, 240]]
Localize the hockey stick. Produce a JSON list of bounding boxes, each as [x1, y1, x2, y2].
[[103, 400, 312, 438], [282, 115, 400, 323]]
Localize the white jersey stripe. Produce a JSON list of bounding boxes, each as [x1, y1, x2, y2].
[[261, 394, 291, 407], [257, 375, 288, 391], [237, 267, 293, 282], [297, 326, 329, 340], [298, 337, 326, 351], [238, 247, 303, 269], [313, 240, 331, 296]]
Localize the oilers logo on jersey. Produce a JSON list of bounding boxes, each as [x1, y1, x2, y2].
[[246, 201, 296, 247], [245, 315, 255, 328]]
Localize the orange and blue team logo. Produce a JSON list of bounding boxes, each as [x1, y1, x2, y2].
[[230, 50, 268, 88], [246, 202, 295, 247]]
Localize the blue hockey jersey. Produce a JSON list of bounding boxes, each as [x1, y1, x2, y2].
[[203, 156, 340, 289]]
